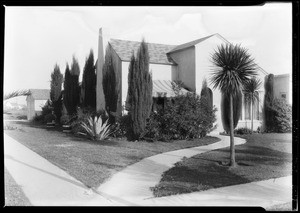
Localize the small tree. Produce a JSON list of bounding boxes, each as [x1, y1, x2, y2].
[[50, 64, 63, 122], [103, 45, 118, 123], [81, 50, 96, 109], [127, 39, 153, 140], [210, 43, 257, 167], [243, 77, 262, 133]]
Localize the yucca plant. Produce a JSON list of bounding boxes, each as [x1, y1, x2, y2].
[[80, 116, 111, 140], [4, 89, 31, 101], [210, 43, 258, 167]]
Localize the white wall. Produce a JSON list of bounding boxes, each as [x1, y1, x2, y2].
[[168, 47, 196, 91]]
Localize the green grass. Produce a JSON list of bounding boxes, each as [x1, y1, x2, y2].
[[151, 133, 292, 197], [4, 120, 220, 189]]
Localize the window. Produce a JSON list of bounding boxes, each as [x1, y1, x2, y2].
[[281, 93, 287, 99]]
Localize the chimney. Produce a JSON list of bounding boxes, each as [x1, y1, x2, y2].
[[96, 28, 106, 112]]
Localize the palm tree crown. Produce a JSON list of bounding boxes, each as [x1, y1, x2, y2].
[[210, 43, 258, 96], [243, 77, 262, 103]]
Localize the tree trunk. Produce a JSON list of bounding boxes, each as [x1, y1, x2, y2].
[[251, 96, 253, 133], [229, 94, 236, 167]]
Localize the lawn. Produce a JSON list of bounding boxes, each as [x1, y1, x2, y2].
[[4, 120, 220, 189], [151, 133, 292, 197]]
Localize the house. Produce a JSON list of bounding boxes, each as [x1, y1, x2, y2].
[[96, 28, 291, 132], [26, 89, 50, 120]]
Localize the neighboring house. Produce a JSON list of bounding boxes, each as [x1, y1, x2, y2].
[[96, 28, 291, 132], [26, 89, 50, 120]]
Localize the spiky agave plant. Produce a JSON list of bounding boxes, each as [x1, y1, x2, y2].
[[80, 116, 111, 140]]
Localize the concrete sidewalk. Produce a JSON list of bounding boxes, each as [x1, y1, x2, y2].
[[4, 132, 292, 208]]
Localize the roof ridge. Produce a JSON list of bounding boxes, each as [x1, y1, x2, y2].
[[110, 38, 177, 47], [167, 34, 216, 53]]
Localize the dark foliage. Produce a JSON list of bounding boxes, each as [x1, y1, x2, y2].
[[63, 57, 80, 116], [103, 45, 118, 123], [234, 127, 252, 135], [263, 74, 275, 132], [143, 92, 217, 141], [221, 90, 242, 133], [81, 50, 96, 109], [127, 39, 153, 140], [50, 64, 63, 122], [264, 98, 292, 133]]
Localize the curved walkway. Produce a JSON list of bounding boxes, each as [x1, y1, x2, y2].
[[96, 133, 247, 204], [4, 132, 292, 208]]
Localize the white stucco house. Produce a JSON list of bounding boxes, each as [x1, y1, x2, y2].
[[26, 89, 50, 120], [96, 28, 291, 132]]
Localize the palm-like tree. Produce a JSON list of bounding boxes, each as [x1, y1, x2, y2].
[[210, 43, 257, 167], [243, 77, 262, 133], [4, 90, 31, 101]]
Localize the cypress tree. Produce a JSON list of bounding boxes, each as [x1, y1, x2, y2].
[[103, 45, 118, 123], [81, 49, 96, 109], [127, 39, 153, 140], [200, 78, 213, 110], [50, 64, 63, 121], [63, 63, 71, 115], [64, 56, 80, 116], [221, 90, 242, 133], [263, 74, 275, 131]]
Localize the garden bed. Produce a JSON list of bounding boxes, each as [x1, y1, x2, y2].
[[151, 133, 292, 197], [4, 120, 220, 189]]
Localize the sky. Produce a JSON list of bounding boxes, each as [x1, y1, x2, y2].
[[4, 3, 292, 104]]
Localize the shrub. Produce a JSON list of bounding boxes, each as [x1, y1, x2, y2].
[[110, 114, 131, 138], [80, 116, 111, 140], [60, 114, 70, 125], [234, 127, 252, 135], [264, 98, 292, 133], [143, 92, 217, 141], [45, 113, 56, 123]]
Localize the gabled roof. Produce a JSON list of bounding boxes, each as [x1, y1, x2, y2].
[[28, 89, 50, 100], [167, 34, 215, 53], [109, 39, 176, 65]]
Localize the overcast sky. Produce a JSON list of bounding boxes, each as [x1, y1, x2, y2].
[[4, 3, 292, 103]]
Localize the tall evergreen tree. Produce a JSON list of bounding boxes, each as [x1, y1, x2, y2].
[[81, 49, 96, 109], [64, 56, 80, 116], [63, 63, 72, 115], [127, 39, 153, 140], [263, 74, 275, 132], [103, 45, 118, 123], [50, 64, 63, 121]]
